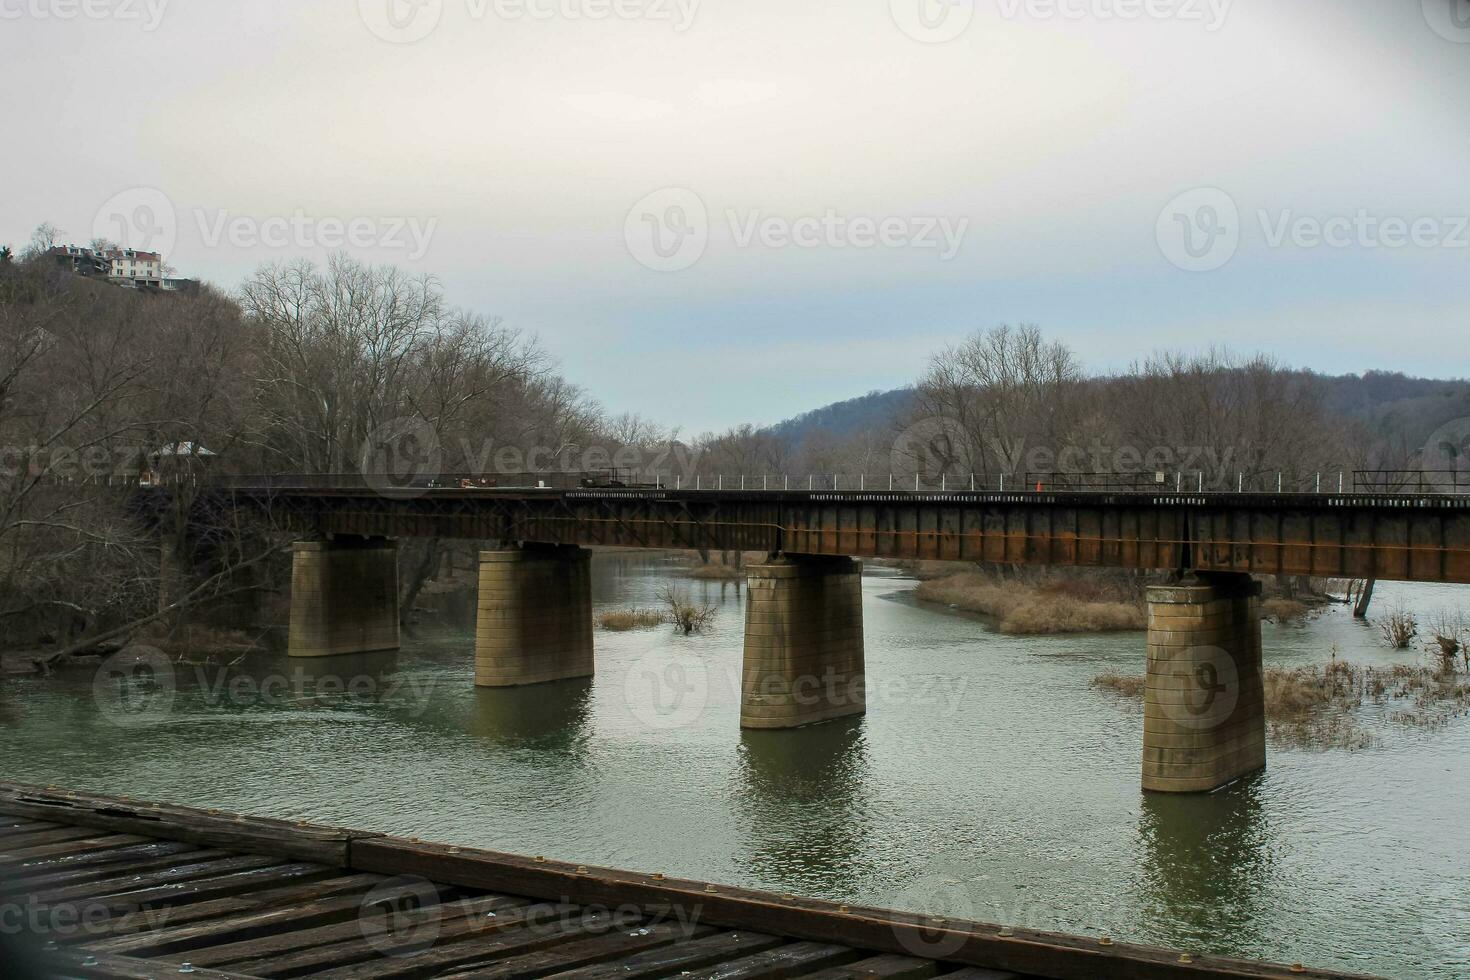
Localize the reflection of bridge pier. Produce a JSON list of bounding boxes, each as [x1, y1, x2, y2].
[[1137, 781, 1271, 946], [467, 679, 593, 750], [736, 718, 871, 891]]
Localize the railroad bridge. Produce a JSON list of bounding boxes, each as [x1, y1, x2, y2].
[[196, 479, 1470, 795]]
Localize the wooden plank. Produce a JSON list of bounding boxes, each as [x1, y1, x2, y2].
[[4, 845, 229, 897], [798, 953, 943, 980], [35, 948, 268, 980], [536, 929, 784, 980], [81, 873, 388, 947], [563, 931, 787, 980], [79, 862, 335, 917], [675, 941, 863, 980], [3, 839, 199, 884], [166, 892, 523, 968], [0, 833, 155, 863], [84, 889, 400, 958], [30, 854, 278, 905], [939, 969, 1024, 980], [226, 901, 577, 978], [300, 919, 591, 980], [0, 782, 370, 866], [349, 837, 1367, 980], [0, 825, 110, 853], [0, 818, 56, 834], [416, 920, 718, 980]]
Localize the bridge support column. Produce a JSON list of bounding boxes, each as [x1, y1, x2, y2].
[[288, 538, 400, 658], [741, 555, 865, 730], [1143, 573, 1265, 793], [475, 545, 593, 687]]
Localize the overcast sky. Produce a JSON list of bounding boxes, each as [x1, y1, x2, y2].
[[4, 0, 1468, 432]]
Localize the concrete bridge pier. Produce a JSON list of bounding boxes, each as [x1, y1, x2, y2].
[[741, 555, 866, 730], [288, 538, 400, 658], [1143, 572, 1266, 793], [475, 545, 593, 687]]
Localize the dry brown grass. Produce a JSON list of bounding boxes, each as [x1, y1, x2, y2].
[[598, 609, 665, 631], [1425, 609, 1468, 671], [904, 561, 970, 581], [916, 572, 1145, 634], [1261, 598, 1309, 623], [1377, 602, 1418, 649], [1091, 674, 1146, 697], [657, 584, 717, 635], [1095, 659, 1470, 750]]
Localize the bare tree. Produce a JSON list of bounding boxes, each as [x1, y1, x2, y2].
[[0, 261, 279, 661], [22, 223, 62, 261], [912, 324, 1084, 482]]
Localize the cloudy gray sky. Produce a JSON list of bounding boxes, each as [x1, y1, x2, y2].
[[5, 0, 1468, 432]]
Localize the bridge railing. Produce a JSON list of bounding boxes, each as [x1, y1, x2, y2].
[[663, 472, 1397, 494], [1352, 470, 1470, 494], [195, 469, 1470, 496], [216, 470, 661, 492]]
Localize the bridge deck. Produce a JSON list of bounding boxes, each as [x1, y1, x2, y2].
[[213, 485, 1470, 584], [0, 783, 1371, 980]]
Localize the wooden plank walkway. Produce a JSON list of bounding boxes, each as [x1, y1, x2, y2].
[[0, 783, 1376, 980]]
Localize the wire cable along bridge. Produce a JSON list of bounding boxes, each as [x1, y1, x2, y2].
[[151, 471, 1470, 796], [0, 783, 1377, 980]]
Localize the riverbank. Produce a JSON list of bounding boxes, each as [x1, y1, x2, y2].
[[915, 571, 1146, 634]]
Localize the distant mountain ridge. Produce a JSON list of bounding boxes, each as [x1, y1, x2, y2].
[[770, 371, 1470, 450], [768, 388, 916, 444]]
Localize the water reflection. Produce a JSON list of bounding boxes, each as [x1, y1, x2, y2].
[[269, 650, 402, 684], [3, 562, 1466, 979], [1136, 777, 1273, 951], [466, 680, 593, 754], [734, 717, 873, 894]]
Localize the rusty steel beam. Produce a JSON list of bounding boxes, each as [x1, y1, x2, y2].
[[210, 487, 1470, 585]]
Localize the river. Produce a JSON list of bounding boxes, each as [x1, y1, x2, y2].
[[2, 557, 1467, 978]]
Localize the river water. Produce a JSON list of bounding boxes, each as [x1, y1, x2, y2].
[[2, 557, 1467, 978]]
